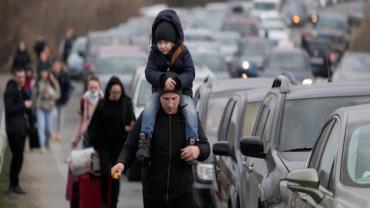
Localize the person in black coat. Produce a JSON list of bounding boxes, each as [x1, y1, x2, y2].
[[11, 41, 31, 72], [3, 68, 33, 194], [87, 76, 135, 208], [138, 9, 198, 160], [51, 59, 72, 141], [111, 89, 210, 208]]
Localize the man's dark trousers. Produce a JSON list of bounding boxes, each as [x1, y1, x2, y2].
[[7, 133, 26, 187], [143, 192, 194, 208]]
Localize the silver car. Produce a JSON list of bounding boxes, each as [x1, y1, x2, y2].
[[285, 103, 370, 208]]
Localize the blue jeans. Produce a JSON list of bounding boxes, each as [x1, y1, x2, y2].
[[141, 92, 199, 140], [36, 108, 54, 146]]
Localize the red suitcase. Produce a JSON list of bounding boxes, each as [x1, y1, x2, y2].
[[79, 174, 111, 208]]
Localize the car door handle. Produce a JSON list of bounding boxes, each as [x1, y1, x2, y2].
[[247, 162, 254, 172]]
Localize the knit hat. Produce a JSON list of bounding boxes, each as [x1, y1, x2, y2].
[[154, 21, 177, 44]]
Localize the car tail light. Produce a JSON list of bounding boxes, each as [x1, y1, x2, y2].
[[292, 16, 300, 25]]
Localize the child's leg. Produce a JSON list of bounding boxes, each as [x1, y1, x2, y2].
[[141, 92, 160, 135], [181, 95, 199, 141]]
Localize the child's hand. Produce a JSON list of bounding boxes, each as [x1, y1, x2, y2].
[[165, 78, 176, 91]]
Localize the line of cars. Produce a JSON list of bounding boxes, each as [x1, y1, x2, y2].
[[194, 74, 370, 208]]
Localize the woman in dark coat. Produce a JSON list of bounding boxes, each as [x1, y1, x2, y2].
[[12, 41, 31, 72], [87, 76, 135, 208]]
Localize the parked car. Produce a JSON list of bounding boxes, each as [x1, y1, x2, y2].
[[260, 48, 313, 83], [238, 76, 370, 208], [333, 52, 370, 82], [192, 50, 231, 79], [229, 37, 273, 78], [222, 15, 260, 37], [285, 103, 370, 208], [193, 78, 273, 208], [94, 46, 147, 90], [67, 36, 87, 80], [211, 88, 269, 208]]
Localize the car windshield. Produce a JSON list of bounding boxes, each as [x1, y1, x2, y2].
[[205, 97, 229, 140], [279, 96, 370, 152], [223, 22, 257, 35], [95, 56, 146, 75], [137, 80, 152, 107], [242, 41, 271, 57], [342, 122, 370, 188], [338, 54, 370, 72], [267, 53, 307, 71], [193, 54, 227, 72], [317, 17, 348, 31], [255, 2, 276, 11]]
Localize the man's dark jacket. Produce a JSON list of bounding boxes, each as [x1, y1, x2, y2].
[[12, 50, 31, 70], [117, 108, 210, 200], [3, 80, 30, 135], [54, 71, 72, 106], [145, 9, 195, 98]]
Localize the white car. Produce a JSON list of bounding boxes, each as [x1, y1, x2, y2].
[[261, 19, 290, 44]]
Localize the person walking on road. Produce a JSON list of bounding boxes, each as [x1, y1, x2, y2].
[[111, 86, 210, 208], [70, 75, 103, 149], [51, 59, 72, 142], [11, 41, 31, 73], [4, 68, 32, 194], [59, 27, 76, 63], [33, 65, 60, 153], [87, 76, 135, 208]]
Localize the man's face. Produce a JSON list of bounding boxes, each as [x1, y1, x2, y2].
[[14, 70, 26, 87], [160, 92, 180, 115]]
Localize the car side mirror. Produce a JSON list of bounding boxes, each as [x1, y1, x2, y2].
[[286, 169, 324, 203], [240, 137, 265, 158], [213, 141, 231, 157]]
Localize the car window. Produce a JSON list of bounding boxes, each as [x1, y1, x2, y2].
[[267, 53, 307, 71], [309, 119, 335, 169], [96, 56, 146, 74], [317, 120, 339, 190], [254, 96, 274, 141], [242, 102, 262, 138], [226, 102, 238, 144], [342, 123, 370, 188], [216, 99, 235, 141], [279, 96, 370, 152]]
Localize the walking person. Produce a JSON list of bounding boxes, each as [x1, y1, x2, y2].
[[33, 65, 60, 153], [137, 9, 198, 161], [87, 76, 135, 208], [59, 27, 76, 63], [70, 75, 103, 149], [4, 68, 32, 194], [111, 84, 210, 208], [33, 36, 46, 60], [51, 59, 72, 142], [11, 41, 31, 73]]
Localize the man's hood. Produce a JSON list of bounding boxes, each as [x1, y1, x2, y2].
[[151, 9, 184, 45], [6, 79, 18, 89]]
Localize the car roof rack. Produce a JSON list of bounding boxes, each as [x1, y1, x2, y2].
[[271, 73, 296, 93]]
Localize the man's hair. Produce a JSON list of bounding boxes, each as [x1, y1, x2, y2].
[[12, 67, 25, 75]]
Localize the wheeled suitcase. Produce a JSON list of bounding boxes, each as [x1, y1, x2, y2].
[[79, 174, 111, 208]]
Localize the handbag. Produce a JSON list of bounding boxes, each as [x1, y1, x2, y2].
[[69, 147, 100, 176]]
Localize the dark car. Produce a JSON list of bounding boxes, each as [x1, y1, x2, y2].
[[260, 48, 313, 83], [211, 88, 269, 208], [285, 103, 370, 207], [301, 36, 337, 78], [239, 76, 370, 207], [222, 15, 260, 38], [315, 14, 350, 57], [193, 78, 273, 208], [229, 37, 273, 78], [281, 0, 316, 27]]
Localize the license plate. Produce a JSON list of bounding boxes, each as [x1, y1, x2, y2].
[[311, 57, 324, 65]]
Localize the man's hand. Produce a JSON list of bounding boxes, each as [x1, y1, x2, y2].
[[164, 78, 176, 91], [24, 100, 32, 108], [111, 163, 124, 179], [181, 145, 200, 161]]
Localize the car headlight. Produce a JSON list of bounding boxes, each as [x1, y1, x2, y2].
[[302, 78, 313, 85], [242, 61, 250, 70], [196, 163, 213, 181]]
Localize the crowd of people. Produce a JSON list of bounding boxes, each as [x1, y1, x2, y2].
[[4, 9, 211, 208]]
